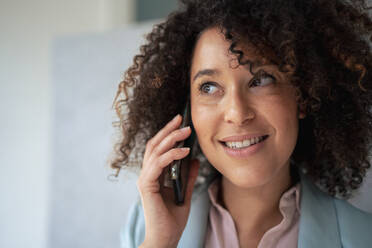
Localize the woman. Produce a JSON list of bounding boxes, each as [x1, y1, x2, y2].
[[111, 0, 372, 247]]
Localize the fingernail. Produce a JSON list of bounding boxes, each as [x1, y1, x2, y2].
[[173, 114, 180, 121], [181, 126, 190, 131], [181, 147, 190, 152]]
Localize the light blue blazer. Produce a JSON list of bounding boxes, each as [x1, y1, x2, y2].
[[120, 173, 372, 247]]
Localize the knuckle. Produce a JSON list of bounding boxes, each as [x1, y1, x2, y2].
[[165, 134, 175, 144], [136, 178, 143, 190], [174, 128, 184, 137], [171, 148, 183, 157], [166, 119, 175, 128], [157, 154, 168, 166], [146, 139, 154, 150], [151, 145, 160, 155], [136, 176, 150, 193], [169, 130, 182, 143]]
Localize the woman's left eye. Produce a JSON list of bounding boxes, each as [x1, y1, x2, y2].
[[250, 72, 276, 87]]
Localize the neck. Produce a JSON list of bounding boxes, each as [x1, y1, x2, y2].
[[220, 161, 293, 239]]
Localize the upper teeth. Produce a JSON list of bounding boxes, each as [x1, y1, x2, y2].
[[225, 136, 264, 149]]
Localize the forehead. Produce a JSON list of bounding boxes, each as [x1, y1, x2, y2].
[[190, 27, 274, 75]]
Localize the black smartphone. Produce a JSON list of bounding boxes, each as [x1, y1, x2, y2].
[[168, 99, 196, 205]]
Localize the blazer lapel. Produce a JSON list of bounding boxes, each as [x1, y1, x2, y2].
[[178, 173, 343, 247], [298, 174, 342, 247]]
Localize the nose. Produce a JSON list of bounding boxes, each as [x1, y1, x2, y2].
[[223, 89, 255, 126]]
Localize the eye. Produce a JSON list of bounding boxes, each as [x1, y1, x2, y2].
[[249, 71, 276, 87], [198, 82, 219, 95]]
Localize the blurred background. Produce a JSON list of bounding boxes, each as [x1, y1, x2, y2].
[[1, 0, 371, 248], [0, 0, 178, 247]]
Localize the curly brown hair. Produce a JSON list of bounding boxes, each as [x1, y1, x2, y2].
[[110, 0, 372, 198]]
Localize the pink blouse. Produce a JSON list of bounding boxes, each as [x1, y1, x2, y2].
[[204, 177, 301, 248]]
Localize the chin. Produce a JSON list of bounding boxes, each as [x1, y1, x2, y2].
[[223, 167, 276, 189]]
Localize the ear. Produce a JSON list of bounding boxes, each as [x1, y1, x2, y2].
[[298, 103, 306, 119]]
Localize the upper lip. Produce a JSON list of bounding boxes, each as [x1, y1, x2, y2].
[[220, 134, 268, 142]]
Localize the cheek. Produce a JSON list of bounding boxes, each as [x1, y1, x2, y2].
[[191, 103, 218, 147], [268, 99, 299, 155]]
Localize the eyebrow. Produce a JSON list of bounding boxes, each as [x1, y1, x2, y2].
[[192, 69, 221, 83], [192, 61, 278, 83]]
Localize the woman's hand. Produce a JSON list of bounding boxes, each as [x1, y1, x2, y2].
[[137, 114, 200, 248]]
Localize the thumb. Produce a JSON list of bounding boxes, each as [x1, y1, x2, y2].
[[184, 158, 200, 204]]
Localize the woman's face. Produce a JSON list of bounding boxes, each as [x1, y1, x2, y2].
[[190, 27, 305, 188]]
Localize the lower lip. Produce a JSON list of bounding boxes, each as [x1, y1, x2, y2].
[[221, 136, 269, 159]]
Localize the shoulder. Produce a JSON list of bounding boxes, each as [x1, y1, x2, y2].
[[119, 198, 145, 248], [333, 197, 372, 246], [299, 173, 372, 247]]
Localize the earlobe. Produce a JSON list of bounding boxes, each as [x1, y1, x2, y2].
[[299, 112, 306, 119], [297, 104, 306, 119]]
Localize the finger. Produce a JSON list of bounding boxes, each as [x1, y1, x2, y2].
[[144, 114, 182, 157], [184, 159, 200, 204], [143, 147, 190, 185], [151, 126, 191, 157]]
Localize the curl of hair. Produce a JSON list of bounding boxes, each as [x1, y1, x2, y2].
[[110, 0, 372, 198]]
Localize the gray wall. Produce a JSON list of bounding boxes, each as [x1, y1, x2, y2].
[[0, 1, 134, 247], [48, 22, 154, 248]]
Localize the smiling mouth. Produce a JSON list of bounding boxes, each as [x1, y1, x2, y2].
[[220, 135, 269, 149]]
